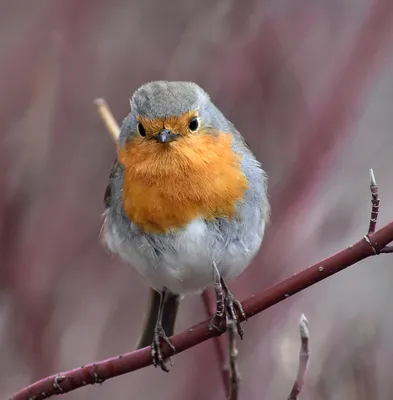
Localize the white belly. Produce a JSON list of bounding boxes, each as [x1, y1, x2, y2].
[[104, 217, 263, 294]]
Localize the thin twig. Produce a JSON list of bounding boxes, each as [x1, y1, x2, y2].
[[365, 169, 393, 253], [288, 314, 310, 400], [94, 98, 120, 141], [368, 168, 379, 235], [10, 219, 393, 399], [202, 290, 230, 397], [227, 320, 240, 400], [380, 246, 393, 253], [368, 168, 380, 234]]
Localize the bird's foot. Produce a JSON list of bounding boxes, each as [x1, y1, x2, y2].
[[209, 263, 246, 338], [208, 286, 246, 339], [151, 324, 176, 372], [208, 313, 226, 334], [223, 288, 247, 339]]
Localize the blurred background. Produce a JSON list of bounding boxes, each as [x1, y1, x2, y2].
[[1, 0, 393, 398]]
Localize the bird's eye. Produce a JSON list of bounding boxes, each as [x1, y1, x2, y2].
[[188, 117, 199, 132], [137, 122, 146, 137]]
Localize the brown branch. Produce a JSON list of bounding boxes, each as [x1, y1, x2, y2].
[[227, 320, 240, 400], [288, 314, 310, 400], [10, 219, 393, 399]]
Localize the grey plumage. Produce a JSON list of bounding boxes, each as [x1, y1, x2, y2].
[[132, 81, 208, 120]]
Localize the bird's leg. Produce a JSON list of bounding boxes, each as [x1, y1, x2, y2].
[[208, 262, 226, 333], [221, 277, 247, 339], [151, 288, 176, 372], [208, 263, 247, 338]]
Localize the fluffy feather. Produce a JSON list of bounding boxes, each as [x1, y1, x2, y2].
[[118, 129, 248, 233]]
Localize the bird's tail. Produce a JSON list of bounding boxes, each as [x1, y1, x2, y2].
[[136, 288, 180, 349]]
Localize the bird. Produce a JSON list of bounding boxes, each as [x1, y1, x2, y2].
[[101, 81, 269, 371]]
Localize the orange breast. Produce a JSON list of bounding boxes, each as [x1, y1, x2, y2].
[[117, 132, 248, 233]]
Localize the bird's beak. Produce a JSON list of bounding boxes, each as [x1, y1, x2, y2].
[[155, 129, 178, 143]]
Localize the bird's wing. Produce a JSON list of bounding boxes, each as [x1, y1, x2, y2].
[[104, 158, 121, 208]]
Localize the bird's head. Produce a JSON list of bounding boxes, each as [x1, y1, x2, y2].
[[116, 81, 247, 233]]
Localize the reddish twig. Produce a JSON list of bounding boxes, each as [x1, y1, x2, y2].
[[227, 320, 240, 400], [10, 220, 393, 399], [288, 314, 310, 400], [380, 247, 393, 253]]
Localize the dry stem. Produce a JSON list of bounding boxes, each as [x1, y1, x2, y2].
[[367, 169, 393, 253], [94, 98, 120, 141], [227, 320, 240, 400], [287, 314, 310, 400]]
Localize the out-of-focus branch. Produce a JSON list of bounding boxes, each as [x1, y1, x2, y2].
[[94, 98, 120, 141], [202, 290, 230, 397], [10, 217, 393, 399], [287, 314, 310, 400], [227, 320, 240, 400], [272, 0, 393, 224]]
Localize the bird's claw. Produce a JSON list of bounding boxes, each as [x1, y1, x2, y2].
[[208, 314, 226, 334], [209, 292, 246, 339], [151, 324, 176, 372], [224, 291, 246, 339]]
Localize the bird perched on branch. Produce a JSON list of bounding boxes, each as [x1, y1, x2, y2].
[[102, 81, 269, 371]]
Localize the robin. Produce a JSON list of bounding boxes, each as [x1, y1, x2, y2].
[[102, 81, 270, 371]]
